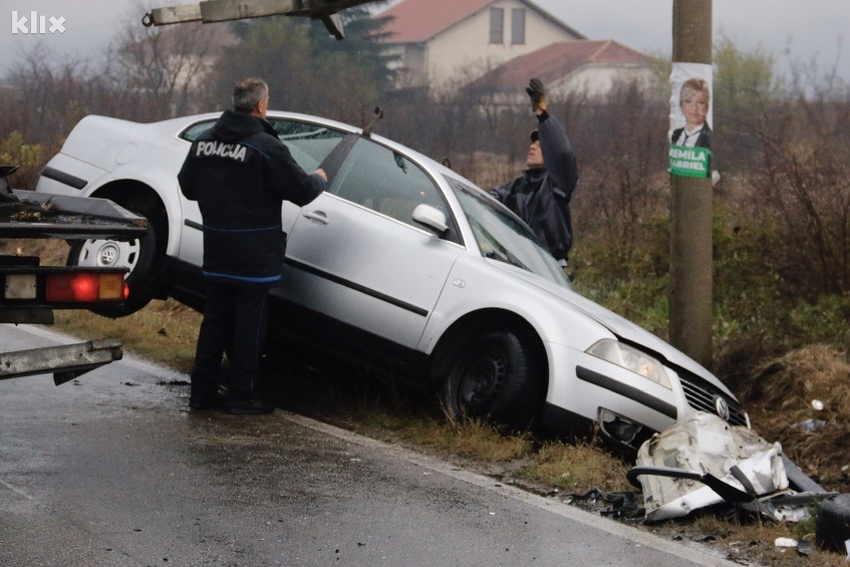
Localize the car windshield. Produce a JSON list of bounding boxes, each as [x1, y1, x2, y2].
[[447, 178, 570, 287]]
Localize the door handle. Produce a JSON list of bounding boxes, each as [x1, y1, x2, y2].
[[302, 210, 329, 225]]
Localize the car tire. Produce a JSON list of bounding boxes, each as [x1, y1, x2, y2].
[[67, 208, 165, 317], [440, 328, 544, 431], [816, 493, 850, 552]]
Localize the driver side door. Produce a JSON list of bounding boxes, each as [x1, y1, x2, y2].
[[276, 137, 464, 350]]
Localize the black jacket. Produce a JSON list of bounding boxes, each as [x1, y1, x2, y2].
[[491, 112, 578, 263], [178, 110, 325, 284]]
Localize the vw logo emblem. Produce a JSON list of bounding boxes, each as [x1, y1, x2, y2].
[[100, 248, 117, 264], [714, 396, 730, 421]]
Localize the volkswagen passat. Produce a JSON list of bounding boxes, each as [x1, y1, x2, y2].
[[36, 111, 749, 448]]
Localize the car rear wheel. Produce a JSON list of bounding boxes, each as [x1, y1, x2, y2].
[[67, 208, 165, 317], [440, 328, 544, 431]]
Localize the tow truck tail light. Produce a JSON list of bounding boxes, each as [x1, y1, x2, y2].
[[45, 272, 126, 302]]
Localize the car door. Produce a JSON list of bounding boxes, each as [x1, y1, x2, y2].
[[277, 136, 464, 350]]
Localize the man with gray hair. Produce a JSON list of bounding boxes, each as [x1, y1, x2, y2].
[[178, 77, 327, 414]]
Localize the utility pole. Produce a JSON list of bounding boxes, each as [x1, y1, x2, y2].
[[669, 0, 713, 366]]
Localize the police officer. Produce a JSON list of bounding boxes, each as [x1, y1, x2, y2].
[[491, 78, 578, 269], [178, 77, 327, 414]]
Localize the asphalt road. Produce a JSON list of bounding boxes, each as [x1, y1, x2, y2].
[[0, 323, 741, 567]]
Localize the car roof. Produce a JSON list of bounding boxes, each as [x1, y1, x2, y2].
[[148, 110, 483, 194]]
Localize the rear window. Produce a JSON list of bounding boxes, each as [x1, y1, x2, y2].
[[178, 117, 347, 172]]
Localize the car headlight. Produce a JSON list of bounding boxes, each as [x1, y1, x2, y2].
[[586, 339, 671, 389]]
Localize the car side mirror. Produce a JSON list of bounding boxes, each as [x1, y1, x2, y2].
[[411, 204, 448, 235]]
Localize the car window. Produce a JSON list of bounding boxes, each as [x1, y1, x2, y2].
[[180, 120, 215, 142], [178, 118, 346, 172], [328, 138, 455, 236], [448, 178, 570, 287], [268, 119, 347, 171]]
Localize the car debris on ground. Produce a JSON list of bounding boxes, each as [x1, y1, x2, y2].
[[574, 411, 850, 558]]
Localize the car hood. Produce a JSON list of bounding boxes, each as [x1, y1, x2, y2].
[[508, 268, 734, 396]]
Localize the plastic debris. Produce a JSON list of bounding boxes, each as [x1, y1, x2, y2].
[[795, 419, 826, 432], [629, 412, 836, 523], [796, 539, 813, 556], [630, 412, 788, 522]]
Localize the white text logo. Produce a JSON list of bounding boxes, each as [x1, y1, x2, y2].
[[11, 11, 66, 34]]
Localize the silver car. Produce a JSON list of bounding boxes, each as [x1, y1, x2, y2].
[[35, 111, 749, 448]]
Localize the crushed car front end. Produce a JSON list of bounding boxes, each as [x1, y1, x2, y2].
[[540, 334, 749, 450]]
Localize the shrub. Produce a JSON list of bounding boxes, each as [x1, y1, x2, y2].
[[0, 131, 45, 190]]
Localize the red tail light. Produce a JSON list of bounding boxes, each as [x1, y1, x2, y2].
[[45, 273, 126, 302]]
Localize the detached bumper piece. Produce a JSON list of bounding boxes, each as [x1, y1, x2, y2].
[[628, 412, 835, 523], [0, 339, 123, 384]]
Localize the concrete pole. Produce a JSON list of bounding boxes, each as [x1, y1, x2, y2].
[[670, 0, 713, 366]]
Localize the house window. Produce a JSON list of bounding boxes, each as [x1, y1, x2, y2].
[[511, 9, 526, 44], [489, 8, 503, 44]]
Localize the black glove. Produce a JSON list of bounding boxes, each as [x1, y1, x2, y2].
[[526, 78, 547, 112]]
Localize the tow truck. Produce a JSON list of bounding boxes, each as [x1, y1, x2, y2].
[[141, 0, 379, 39], [0, 165, 149, 385]]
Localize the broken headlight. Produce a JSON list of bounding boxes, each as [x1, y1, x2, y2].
[[586, 339, 671, 389]]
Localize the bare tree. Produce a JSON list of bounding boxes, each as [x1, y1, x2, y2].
[[104, 1, 234, 120], [3, 44, 102, 145]]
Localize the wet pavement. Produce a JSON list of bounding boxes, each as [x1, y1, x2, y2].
[[0, 323, 741, 566]]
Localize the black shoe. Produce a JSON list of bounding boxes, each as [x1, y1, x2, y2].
[[225, 397, 275, 415], [189, 391, 227, 410]]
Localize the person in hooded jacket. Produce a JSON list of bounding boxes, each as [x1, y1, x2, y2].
[[491, 78, 578, 269], [178, 77, 327, 414]]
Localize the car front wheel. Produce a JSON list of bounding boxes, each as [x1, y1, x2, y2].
[[440, 328, 544, 431]]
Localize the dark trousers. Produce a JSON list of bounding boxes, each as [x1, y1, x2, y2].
[[191, 279, 269, 401]]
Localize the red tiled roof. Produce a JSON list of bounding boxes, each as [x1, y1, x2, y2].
[[378, 0, 493, 43], [470, 40, 654, 90], [377, 0, 584, 44]]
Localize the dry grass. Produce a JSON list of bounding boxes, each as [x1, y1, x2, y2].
[[736, 345, 850, 491], [517, 440, 633, 492], [0, 237, 67, 264], [396, 417, 534, 463], [53, 300, 201, 373]]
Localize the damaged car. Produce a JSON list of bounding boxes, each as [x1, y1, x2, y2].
[[35, 110, 749, 448]]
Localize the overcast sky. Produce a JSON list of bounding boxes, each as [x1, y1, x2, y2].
[[534, 0, 849, 82], [1, 0, 848, 83]]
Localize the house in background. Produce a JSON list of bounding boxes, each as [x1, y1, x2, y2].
[[376, 0, 658, 100], [468, 40, 659, 107], [377, 0, 585, 91]]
